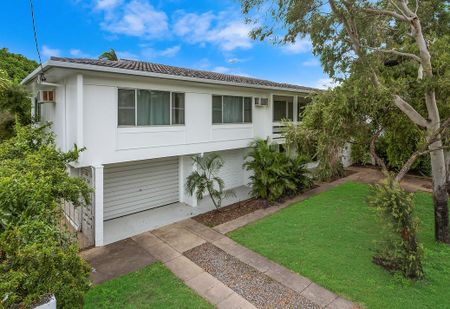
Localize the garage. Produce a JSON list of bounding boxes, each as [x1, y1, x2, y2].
[[103, 157, 179, 220]]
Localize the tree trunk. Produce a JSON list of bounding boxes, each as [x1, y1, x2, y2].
[[429, 145, 450, 243]]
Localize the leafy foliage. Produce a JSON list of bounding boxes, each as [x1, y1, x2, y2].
[[244, 139, 312, 203], [0, 49, 36, 140], [98, 48, 118, 61], [0, 122, 92, 308], [368, 175, 424, 279], [186, 153, 235, 210], [0, 123, 91, 231], [0, 48, 38, 83], [0, 220, 91, 308]]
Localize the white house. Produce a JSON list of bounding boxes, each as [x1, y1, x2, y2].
[[22, 57, 316, 247]]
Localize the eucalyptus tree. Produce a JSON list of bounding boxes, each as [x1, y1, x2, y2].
[[241, 0, 450, 242]]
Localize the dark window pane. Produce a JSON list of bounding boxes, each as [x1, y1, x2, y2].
[[223, 96, 243, 123], [118, 89, 135, 126], [172, 93, 185, 125], [273, 100, 286, 122], [244, 97, 252, 123], [212, 95, 222, 123], [287, 101, 294, 121]]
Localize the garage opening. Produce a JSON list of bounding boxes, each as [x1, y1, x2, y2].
[[103, 157, 179, 220]]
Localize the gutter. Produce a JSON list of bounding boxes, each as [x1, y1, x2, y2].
[[21, 60, 318, 94]]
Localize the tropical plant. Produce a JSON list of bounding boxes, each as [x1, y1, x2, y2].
[[186, 153, 235, 210], [241, 0, 450, 243], [244, 139, 311, 203], [368, 174, 424, 279], [98, 48, 118, 61]]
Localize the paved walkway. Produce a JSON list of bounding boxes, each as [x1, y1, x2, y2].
[[81, 167, 432, 308]]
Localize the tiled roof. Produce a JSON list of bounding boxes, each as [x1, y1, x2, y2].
[[50, 57, 316, 92]]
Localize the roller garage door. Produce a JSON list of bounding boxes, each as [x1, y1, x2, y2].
[[104, 157, 179, 220]]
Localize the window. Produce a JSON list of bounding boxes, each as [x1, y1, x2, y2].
[[172, 93, 185, 125], [118, 89, 135, 126], [297, 96, 311, 122], [212, 95, 252, 124], [118, 88, 185, 126], [273, 100, 294, 122]]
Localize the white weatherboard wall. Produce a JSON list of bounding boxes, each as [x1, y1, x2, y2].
[[78, 73, 283, 167]]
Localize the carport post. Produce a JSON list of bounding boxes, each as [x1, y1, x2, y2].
[[93, 165, 104, 246]]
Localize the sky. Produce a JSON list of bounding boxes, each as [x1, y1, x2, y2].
[[0, 0, 334, 89]]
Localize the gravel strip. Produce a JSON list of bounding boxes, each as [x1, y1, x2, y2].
[[184, 243, 320, 309]]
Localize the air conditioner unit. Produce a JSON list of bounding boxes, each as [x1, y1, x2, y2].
[[254, 97, 269, 107], [38, 90, 55, 103]]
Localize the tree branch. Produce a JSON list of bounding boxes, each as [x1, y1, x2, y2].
[[360, 7, 411, 22], [366, 46, 422, 63], [370, 127, 387, 171], [395, 117, 450, 181], [394, 95, 429, 128]]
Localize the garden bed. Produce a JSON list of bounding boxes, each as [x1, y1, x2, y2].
[[193, 198, 267, 227]]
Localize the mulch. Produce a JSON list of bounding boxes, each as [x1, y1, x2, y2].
[[184, 243, 320, 309], [192, 198, 267, 227]]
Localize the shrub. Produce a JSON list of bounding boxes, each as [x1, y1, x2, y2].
[[186, 153, 235, 210], [368, 175, 424, 279], [0, 220, 91, 308], [244, 139, 311, 203], [0, 123, 92, 308]]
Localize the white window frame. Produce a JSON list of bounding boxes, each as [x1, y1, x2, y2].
[[117, 88, 185, 127], [212, 95, 252, 124], [273, 99, 293, 122]]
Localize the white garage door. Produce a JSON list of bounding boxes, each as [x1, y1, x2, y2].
[[104, 157, 179, 220], [217, 149, 246, 190]]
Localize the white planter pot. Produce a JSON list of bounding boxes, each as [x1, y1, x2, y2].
[[34, 295, 56, 309]]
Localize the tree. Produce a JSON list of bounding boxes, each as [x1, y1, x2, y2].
[[0, 49, 37, 140], [98, 48, 118, 61], [186, 153, 235, 210], [0, 48, 38, 83], [241, 0, 450, 243]]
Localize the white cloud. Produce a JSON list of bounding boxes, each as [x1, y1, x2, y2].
[[69, 49, 92, 58], [282, 36, 312, 54], [42, 45, 61, 58], [100, 0, 169, 38], [212, 66, 231, 74], [302, 58, 320, 67], [141, 45, 181, 59], [95, 0, 122, 10], [314, 77, 339, 90], [159, 45, 181, 57], [173, 11, 252, 51], [116, 50, 139, 60]]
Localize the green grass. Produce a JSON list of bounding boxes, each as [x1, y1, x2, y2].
[[84, 262, 212, 309], [229, 182, 450, 309]]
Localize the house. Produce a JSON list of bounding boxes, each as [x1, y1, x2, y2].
[[22, 57, 317, 247]]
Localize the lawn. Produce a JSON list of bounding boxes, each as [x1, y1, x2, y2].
[[84, 262, 212, 309], [229, 182, 450, 309]]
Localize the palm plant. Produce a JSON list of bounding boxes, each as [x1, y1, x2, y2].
[[186, 153, 235, 210], [98, 48, 118, 61], [244, 140, 296, 203]]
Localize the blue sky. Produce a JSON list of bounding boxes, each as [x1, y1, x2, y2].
[[1, 0, 333, 88]]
